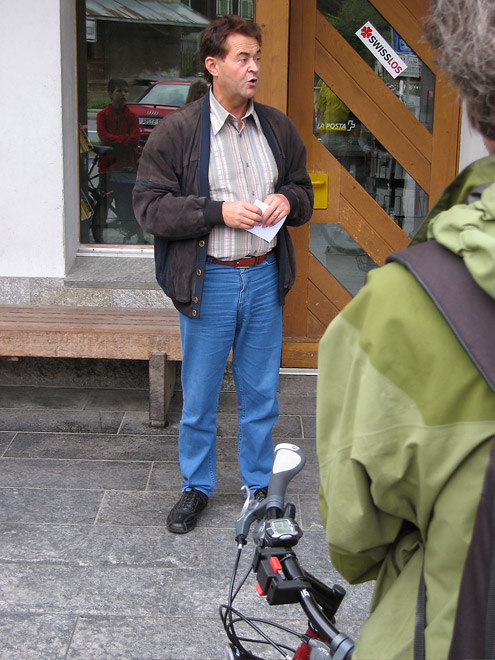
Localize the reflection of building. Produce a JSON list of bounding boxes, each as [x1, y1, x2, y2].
[[315, 83, 350, 132], [85, 1, 210, 102], [83, 0, 255, 101], [0, 0, 483, 371]]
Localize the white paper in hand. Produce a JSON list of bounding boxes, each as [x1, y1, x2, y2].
[[246, 200, 286, 243]]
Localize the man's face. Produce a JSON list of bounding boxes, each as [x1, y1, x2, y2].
[[208, 32, 261, 106], [109, 85, 129, 109]]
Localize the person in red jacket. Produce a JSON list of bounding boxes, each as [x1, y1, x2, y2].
[[95, 78, 144, 243]]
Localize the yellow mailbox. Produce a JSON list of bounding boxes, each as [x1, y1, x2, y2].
[[309, 172, 329, 209]]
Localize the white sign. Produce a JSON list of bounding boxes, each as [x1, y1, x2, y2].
[[355, 22, 407, 79], [86, 19, 97, 43], [400, 53, 421, 78]]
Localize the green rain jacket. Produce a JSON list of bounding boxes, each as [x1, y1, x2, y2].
[[317, 155, 495, 660]]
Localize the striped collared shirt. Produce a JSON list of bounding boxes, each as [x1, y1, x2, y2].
[[208, 91, 279, 260]]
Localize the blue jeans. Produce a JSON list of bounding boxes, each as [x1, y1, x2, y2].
[[178, 252, 282, 497]]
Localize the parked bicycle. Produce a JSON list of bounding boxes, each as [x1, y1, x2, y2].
[[220, 443, 354, 660], [85, 146, 148, 244]]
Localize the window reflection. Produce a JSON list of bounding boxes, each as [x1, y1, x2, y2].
[[79, 0, 255, 246], [317, 0, 435, 131], [310, 224, 378, 297], [314, 77, 429, 237]]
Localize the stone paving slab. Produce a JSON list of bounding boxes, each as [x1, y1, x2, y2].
[[0, 458, 152, 490], [66, 615, 240, 660], [0, 432, 15, 454], [0, 523, 205, 569], [96, 491, 182, 526], [0, 385, 92, 410], [5, 432, 179, 461], [0, 488, 103, 524], [0, 373, 374, 659], [0, 613, 76, 660], [83, 388, 149, 412], [0, 410, 124, 434], [0, 564, 174, 617]]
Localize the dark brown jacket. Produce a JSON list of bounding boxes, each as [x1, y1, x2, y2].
[[133, 91, 313, 318]]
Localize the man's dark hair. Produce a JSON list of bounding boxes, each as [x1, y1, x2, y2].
[[199, 15, 262, 84], [107, 78, 129, 94]]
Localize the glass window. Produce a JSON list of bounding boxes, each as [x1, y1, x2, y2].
[[217, 0, 232, 16], [239, 0, 254, 19], [79, 0, 254, 248], [317, 0, 435, 132], [314, 76, 429, 237], [310, 224, 378, 297]]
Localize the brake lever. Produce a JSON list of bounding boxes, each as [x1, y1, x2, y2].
[[235, 485, 267, 544]]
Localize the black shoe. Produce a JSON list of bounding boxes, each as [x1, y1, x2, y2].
[[254, 487, 268, 502], [166, 488, 208, 534]]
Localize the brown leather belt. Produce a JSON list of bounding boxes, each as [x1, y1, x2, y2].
[[208, 252, 270, 268]]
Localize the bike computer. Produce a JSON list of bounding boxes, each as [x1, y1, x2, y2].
[[265, 518, 302, 546]]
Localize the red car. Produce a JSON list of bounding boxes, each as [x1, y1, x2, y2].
[[127, 80, 194, 151]]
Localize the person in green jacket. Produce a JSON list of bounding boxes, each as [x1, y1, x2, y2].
[[316, 0, 495, 658]]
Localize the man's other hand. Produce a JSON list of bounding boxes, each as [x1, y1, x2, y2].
[[261, 193, 290, 226], [222, 201, 263, 229]]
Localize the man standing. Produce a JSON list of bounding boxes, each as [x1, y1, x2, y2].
[[133, 15, 313, 534], [97, 78, 140, 174], [96, 78, 142, 242]]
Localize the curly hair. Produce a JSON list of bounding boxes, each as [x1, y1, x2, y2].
[[423, 0, 495, 139]]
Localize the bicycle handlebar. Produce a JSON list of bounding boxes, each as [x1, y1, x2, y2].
[[224, 442, 354, 660], [264, 443, 306, 518], [235, 443, 306, 543]]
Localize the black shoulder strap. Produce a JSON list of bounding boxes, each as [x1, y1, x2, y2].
[[447, 439, 495, 660], [387, 240, 495, 659], [387, 241, 495, 391]]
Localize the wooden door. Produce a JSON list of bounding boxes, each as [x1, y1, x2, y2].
[[280, 0, 461, 367]]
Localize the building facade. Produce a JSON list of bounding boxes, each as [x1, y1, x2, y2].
[[0, 0, 487, 367]]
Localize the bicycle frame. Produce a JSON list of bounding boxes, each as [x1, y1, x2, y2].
[[220, 443, 354, 660]]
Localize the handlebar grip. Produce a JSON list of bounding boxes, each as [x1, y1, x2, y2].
[[264, 443, 306, 517]]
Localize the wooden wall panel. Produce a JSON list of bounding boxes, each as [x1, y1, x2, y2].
[[315, 15, 432, 163], [429, 73, 462, 206], [255, 0, 290, 112], [315, 41, 431, 192], [313, 139, 409, 250], [309, 257, 352, 311], [308, 280, 339, 329], [281, 340, 319, 369], [284, 0, 317, 338], [257, 0, 462, 367], [308, 311, 328, 338]]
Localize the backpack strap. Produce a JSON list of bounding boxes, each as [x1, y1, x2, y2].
[[387, 241, 495, 391], [447, 438, 495, 660], [413, 555, 427, 660], [387, 240, 495, 659]]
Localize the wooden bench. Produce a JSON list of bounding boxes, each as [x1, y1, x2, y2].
[[0, 305, 181, 427]]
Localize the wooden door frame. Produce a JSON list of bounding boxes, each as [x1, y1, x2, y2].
[[255, 0, 462, 368]]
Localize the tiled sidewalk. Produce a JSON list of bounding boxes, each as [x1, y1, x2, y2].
[[0, 368, 372, 659]]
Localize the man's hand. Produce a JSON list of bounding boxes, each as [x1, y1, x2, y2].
[[261, 193, 291, 227], [222, 201, 263, 229]]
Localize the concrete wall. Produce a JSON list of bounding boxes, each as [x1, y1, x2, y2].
[[0, 0, 78, 278], [459, 101, 489, 172]]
